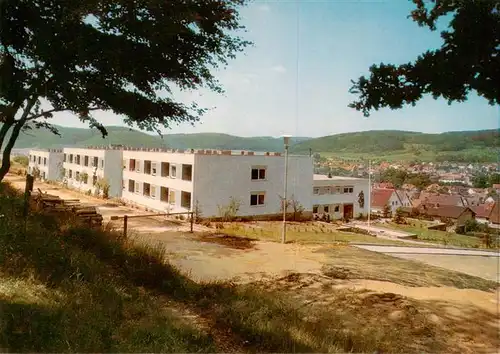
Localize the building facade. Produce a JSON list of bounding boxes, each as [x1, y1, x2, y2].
[[121, 148, 314, 218], [28, 149, 64, 181], [62, 147, 123, 198], [312, 175, 369, 220]]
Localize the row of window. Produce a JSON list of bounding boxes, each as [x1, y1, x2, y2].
[[126, 159, 192, 181], [30, 155, 47, 166], [65, 169, 98, 185], [313, 204, 341, 214], [64, 153, 104, 169], [313, 186, 354, 195], [125, 179, 266, 208], [126, 179, 192, 209]]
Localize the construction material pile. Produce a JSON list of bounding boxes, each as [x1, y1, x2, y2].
[[31, 190, 103, 228]]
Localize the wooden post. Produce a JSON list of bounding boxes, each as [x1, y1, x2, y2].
[[190, 212, 194, 233], [23, 174, 34, 218], [123, 215, 128, 238]]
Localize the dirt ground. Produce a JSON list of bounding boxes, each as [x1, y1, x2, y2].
[[5, 174, 500, 352]]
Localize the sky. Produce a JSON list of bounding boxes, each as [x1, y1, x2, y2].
[[50, 0, 499, 138]]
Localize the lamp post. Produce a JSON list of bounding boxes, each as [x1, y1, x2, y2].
[[282, 135, 291, 244], [367, 160, 372, 227]]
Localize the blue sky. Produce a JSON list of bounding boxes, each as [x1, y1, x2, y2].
[[50, 0, 499, 137]]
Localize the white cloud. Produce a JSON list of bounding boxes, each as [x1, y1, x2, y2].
[[271, 65, 287, 74], [257, 4, 271, 12]]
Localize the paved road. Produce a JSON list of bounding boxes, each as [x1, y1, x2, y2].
[[355, 244, 499, 257], [355, 244, 499, 282]]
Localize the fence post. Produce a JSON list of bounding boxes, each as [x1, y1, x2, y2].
[[123, 215, 128, 238], [190, 212, 194, 233]]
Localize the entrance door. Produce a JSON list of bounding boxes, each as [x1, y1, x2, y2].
[[343, 203, 354, 220]]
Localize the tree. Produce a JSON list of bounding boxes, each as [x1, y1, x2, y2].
[[12, 155, 28, 167], [0, 0, 250, 182], [349, 1, 499, 117], [280, 194, 305, 221], [382, 204, 391, 218], [393, 207, 405, 224], [357, 190, 365, 208]]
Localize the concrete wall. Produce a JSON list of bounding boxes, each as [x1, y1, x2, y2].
[[192, 154, 313, 218], [62, 148, 123, 198], [28, 150, 64, 181], [121, 150, 195, 213], [312, 176, 369, 219]]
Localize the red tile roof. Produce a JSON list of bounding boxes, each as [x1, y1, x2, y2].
[[371, 188, 395, 208], [420, 205, 475, 219], [419, 193, 467, 207], [490, 203, 500, 224], [471, 204, 494, 219]]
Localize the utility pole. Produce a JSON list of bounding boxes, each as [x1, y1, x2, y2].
[[282, 135, 291, 244], [368, 159, 371, 227]]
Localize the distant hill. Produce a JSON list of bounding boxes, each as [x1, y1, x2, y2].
[[8, 125, 311, 152], [291, 130, 499, 163], [6, 125, 499, 162]]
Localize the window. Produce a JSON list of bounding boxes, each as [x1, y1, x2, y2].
[[144, 160, 152, 174], [43, 157, 47, 165], [335, 187, 341, 194], [250, 192, 265, 206], [182, 164, 192, 181], [251, 167, 266, 180], [152, 163, 157, 176], [181, 191, 191, 209], [343, 186, 354, 194], [135, 160, 141, 173], [313, 205, 319, 214], [76, 155, 81, 165], [84, 156, 89, 166], [135, 182, 140, 194], [75, 171, 80, 180], [324, 205, 329, 213], [92, 156, 98, 167], [92, 175, 97, 186], [169, 190, 176, 204], [161, 162, 170, 177], [69, 170, 73, 178], [160, 186, 169, 202], [129, 159, 136, 171], [324, 187, 331, 194], [100, 159, 104, 169], [313, 187, 320, 195], [37, 156, 41, 164], [150, 186, 157, 198], [334, 205, 340, 212], [69, 154, 74, 163], [171, 165, 177, 178], [128, 180, 135, 192], [63, 154, 67, 162], [143, 183, 151, 196], [42, 172, 46, 179]]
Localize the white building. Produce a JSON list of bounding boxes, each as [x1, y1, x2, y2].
[[62, 147, 123, 198], [312, 175, 369, 220], [28, 149, 64, 181], [121, 148, 314, 218]]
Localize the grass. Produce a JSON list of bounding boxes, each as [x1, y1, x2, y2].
[[1, 180, 498, 353], [221, 221, 410, 246], [317, 245, 497, 291], [383, 220, 498, 249]]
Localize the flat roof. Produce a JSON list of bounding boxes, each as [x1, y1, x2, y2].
[[314, 174, 367, 181]]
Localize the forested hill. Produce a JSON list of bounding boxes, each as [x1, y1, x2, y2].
[[291, 129, 499, 162]]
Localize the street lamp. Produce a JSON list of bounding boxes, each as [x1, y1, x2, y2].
[[282, 134, 291, 244]]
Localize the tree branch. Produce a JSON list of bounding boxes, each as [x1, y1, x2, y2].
[[25, 106, 101, 121]]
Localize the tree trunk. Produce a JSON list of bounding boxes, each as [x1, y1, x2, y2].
[[0, 121, 24, 182], [0, 121, 14, 152]]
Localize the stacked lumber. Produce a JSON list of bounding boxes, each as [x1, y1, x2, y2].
[[31, 190, 103, 228]]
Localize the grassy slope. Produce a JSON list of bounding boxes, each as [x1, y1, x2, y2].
[[0, 182, 498, 352], [292, 129, 499, 162]]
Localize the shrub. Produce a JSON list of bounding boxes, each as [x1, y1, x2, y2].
[[217, 197, 241, 222]]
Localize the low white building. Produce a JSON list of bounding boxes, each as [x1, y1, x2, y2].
[[28, 149, 64, 181], [121, 148, 314, 218], [62, 146, 123, 198], [312, 175, 369, 220]]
